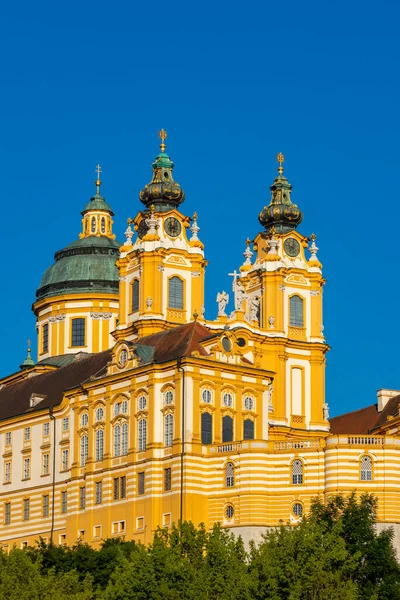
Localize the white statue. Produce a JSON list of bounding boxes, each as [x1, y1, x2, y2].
[[249, 296, 260, 322], [323, 403, 330, 420], [234, 280, 246, 311], [216, 291, 229, 317]]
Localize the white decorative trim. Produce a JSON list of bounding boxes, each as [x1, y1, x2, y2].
[[119, 276, 128, 282], [310, 290, 320, 296], [191, 271, 201, 277], [49, 314, 66, 323], [90, 312, 113, 320]]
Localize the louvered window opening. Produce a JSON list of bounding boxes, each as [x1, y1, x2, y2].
[[132, 279, 139, 312], [168, 277, 184, 309], [290, 296, 304, 327]]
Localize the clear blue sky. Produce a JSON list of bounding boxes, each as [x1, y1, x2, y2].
[[1, 0, 399, 416]]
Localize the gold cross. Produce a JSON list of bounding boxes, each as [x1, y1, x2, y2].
[[159, 129, 167, 152], [95, 164, 102, 179], [27, 339, 31, 350]]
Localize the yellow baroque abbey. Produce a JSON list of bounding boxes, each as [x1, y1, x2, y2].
[[1, 132, 399, 551]]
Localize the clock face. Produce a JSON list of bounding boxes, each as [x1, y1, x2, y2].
[[164, 216, 182, 238], [284, 237, 300, 257], [137, 219, 149, 239]]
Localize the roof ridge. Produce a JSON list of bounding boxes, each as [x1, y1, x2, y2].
[[330, 403, 378, 420]]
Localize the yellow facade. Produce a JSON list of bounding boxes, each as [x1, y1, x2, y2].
[[1, 137, 399, 551]]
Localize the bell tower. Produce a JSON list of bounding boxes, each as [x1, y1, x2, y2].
[[116, 131, 207, 340]]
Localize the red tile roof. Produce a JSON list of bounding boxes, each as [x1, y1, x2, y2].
[[138, 321, 212, 363], [330, 394, 400, 434]]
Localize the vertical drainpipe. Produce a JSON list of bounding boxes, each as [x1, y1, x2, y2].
[[177, 357, 185, 527], [49, 406, 56, 545]]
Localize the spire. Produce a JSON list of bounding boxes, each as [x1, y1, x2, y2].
[[258, 153, 303, 234], [139, 130, 185, 212], [80, 166, 116, 239], [20, 339, 35, 370]]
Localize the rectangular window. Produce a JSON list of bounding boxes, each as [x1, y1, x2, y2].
[[95, 481, 102, 504], [61, 491, 67, 514], [23, 498, 30, 521], [113, 477, 119, 501], [23, 458, 31, 480], [168, 276, 184, 309], [24, 427, 31, 442], [43, 422, 50, 436], [42, 495, 49, 518], [61, 449, 69, 471], [164, 468, 171, 491], [4, 462, 11, 483], [131, 279, 139, 312], [138, 472, 145, 496], [201, 412, 212, 445], [42, 323, 49, 353], [62, 417, 69, 432], [5, 432, 11, 445], [71, 318, 85, 347], [42, 453, 50, 475], [79, 487, 86, 510], [4, 503, 10, 525], [113, 476, 127, 500], [120, 476, 126, 499]]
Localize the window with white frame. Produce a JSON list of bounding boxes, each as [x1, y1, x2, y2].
[[223, 392, 233, 408], [95, 481, 102, 504], [4, 462, 11, 483], [164, 414, 173, 447], [290, 295, 304, 327], [24, 427, 31, 442], [201, 389, 212, 404], [61, 449, 69, 471], [292, 502, 303, 517], [43, 453, 50, 475], [360, 455, 373, 481], [244, 396, 254, 411], [114, 425, 121, 457], [168, 276, 184, 309], [5, 432, 11, 445], [95, 407, 104, 422], [292, 459, 303, 485], [23, 458, 31, 480], [164, 390, 174, 405], [62, 417, 69, 432], [43, 422, 50, 436], [23, 498, 30, 521], [138, 419, 147, 452], [80, 413, 89, 427], [225, 462, 235, 487], [80, 435, 88, 467], [137, 395, 147, 411], [95, 429, 104, 461], [114, 399, 129, 416], [122, 422, 128, 456]]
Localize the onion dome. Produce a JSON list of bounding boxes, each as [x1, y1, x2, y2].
[[139, 129, 185, 212], [36, 168, 122, 302], [258, 153, 303, 234]]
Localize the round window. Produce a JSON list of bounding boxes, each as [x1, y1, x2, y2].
[[237, 337, 246, 348], [225, 505, 234, 519], [202, 389, 212, 404], [165, 391, 174, 405], [292, 503, 303, 517], [138, 396, 147, 411], [119, 349, 128, 366], [95, 407, 104, 421], [244, 397, 254, 411], [223, 393, 233, 408], [221, 336, 232, 352], [81, 413, 88, 427]]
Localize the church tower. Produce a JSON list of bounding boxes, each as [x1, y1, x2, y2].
[[33, 168, 121, 360], [224, 153, 329, 435], [115, 130, 207, 340]]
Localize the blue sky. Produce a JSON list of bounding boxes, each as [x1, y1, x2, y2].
[[1, 0, 399, 416]]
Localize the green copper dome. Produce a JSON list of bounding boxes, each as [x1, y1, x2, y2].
[[36, 173, 122, 302], [139, 130, 185, 212], [258, 154, 303, 234]]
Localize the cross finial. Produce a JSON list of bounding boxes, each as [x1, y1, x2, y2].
[[159, 128, 167, 153], [27, 338, 31, 351], [95, 164, 102, 193], [276, 152, 284, 175], [95, 164, 102, 179]]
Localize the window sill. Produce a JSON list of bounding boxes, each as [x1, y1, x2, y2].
[[41, 473, 50, 478], [3, 481, 11, 485]]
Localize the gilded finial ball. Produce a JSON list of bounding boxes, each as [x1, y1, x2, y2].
[[149, 204, 155, 213], [311, 233, 316, 241], [246, 237, 251, 246], [276, 152, 285, 165], [193, 211, 198, 221], [193, 310, 199, 321]]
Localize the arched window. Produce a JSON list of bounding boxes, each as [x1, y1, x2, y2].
[[222, 415, 233, 443], [80, 413, 88, 428], [122, 422, 128, 455], [95, 429, 104, 461], [164, 414, 174, 447], [138, 419, 147, 452], [80, 435, 88, 467], [201, 412, 212, 445], [168, 276, 184, 309], [243, 419, 254, 440], [91, 217, 96, 233], [202, 389, 212, 404], [101, 217, 106, 233], [290, 295, 304, 327], [226, 462, 235, 487], [164, 390, 174, 405], [138, 396, 147, 411], [360, 455, 372, 481], [114, 425, 121, 457], [292, 459, 303, 485], [131, 279, 139, 312]]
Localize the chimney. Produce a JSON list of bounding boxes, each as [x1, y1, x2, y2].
[[377, 389, 400, 412]]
